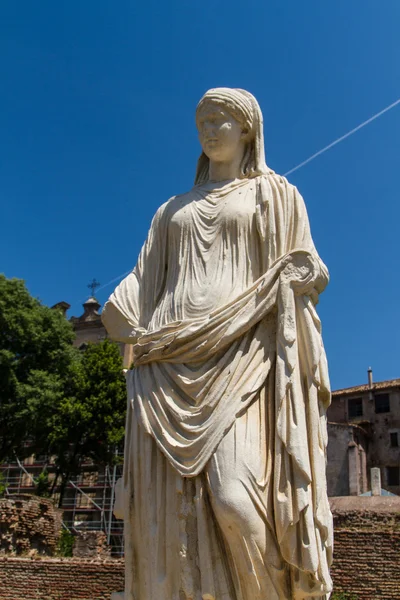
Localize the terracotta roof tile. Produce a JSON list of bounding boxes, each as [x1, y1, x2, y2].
[[332, 378, 400, 397]]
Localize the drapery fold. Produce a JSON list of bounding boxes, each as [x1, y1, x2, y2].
[[102, 173, 333, 598]]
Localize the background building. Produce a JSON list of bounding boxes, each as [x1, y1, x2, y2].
[[327, 370, 400, 496]]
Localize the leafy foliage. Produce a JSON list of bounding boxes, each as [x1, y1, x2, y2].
[[0, 471, 7, 497], [48, 340, 126, 502], [0, 275, 76, 461], [57, 528, 75, 557], [0, 275, 127, 504], [34, 470, 51, 497]]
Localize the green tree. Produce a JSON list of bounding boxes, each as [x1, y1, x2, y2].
[[0, 471, 7, 497], [34, 469, 51, 497], [0, 275, 76, 461], [57, 528, 75, 557], [47, 340, 126, 504], [0, 276, 127, 506]]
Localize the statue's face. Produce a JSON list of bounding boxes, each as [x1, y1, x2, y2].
[[197, 102, 245, 163]]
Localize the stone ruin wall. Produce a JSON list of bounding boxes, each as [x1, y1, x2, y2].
[[0, 495, 62, 557], [0, 495, 110, 560], [329, 496, 400, 599], [0, 557, 124, 600], [72, 531, 111, 559], [0, 496, 399, 599]]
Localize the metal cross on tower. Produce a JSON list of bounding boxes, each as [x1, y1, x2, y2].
[[87, 278, 101, 297]]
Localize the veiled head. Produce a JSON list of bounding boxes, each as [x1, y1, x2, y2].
[[195, 87, 269, 185], [196, 104, 246, 165]]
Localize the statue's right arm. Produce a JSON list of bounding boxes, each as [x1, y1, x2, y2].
[[101, 271, 145, 343], [101, 201, 170, 342]]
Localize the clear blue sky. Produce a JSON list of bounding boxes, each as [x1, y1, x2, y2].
[[1, 1, 399, 390]]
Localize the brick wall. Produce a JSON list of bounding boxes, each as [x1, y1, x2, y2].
[[0, 497, 399, 600], [73, 531, 111, 559], [332, 530, 400, 598], [0, 495, 62, 556], [0, 557, 124, 600], [330, 496, 400, 599]]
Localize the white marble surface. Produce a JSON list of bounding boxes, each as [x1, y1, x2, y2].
[[104, 88, 333, 600]]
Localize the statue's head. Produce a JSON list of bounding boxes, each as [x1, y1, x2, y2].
[[195, 87, 269, 185]]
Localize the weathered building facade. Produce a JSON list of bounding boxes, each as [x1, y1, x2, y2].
[[327, 373, 400, 496]]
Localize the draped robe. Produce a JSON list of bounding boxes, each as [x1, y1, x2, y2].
[[102, 174, 333, 600]]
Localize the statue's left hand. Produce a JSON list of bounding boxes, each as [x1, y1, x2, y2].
[[281, 252, 321, 301]]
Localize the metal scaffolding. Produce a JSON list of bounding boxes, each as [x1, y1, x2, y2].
[[0, 455, 124, 557]]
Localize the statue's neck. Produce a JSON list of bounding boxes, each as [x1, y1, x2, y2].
[[208, 153, 243, 183]]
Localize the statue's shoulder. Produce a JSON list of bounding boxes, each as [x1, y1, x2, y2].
[[166, 183, 200, 204], [263, 171, 296, 192], [260, 172, 302, 206], [160, 186, 201, 212], [151, 189, 196, 227], [153, 195, 180, 219]]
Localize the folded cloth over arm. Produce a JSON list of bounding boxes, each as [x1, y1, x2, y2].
[[101, 173, 333, 598]]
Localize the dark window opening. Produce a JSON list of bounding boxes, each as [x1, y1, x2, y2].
[[386, 466, 400, 487], [375, 393, 390, 414], [390, 432, 399, 448], [348, 397, 363, 418]]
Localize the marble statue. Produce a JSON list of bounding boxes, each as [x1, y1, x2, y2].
[[102, 88, 333, 600]]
